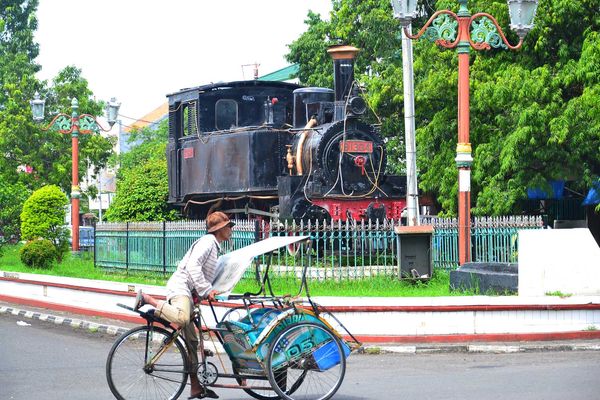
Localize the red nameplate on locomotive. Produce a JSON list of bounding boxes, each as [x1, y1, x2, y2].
[[183, 147, 195, 159], [339, 140, 373, 153]]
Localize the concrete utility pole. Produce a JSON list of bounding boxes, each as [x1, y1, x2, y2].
[[401, 25, 420, 226]]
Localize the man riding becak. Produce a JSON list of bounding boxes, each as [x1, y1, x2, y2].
[[134, 211, 234, 399]]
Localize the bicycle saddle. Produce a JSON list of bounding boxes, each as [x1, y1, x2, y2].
[[117, 303, 174, 329]]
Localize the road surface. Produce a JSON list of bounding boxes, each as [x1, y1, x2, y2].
[[1, 312, 599, 399]]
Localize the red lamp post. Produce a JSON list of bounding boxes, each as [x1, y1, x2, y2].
[[31, 93, 121, 253], [391, 0, 538, 264]]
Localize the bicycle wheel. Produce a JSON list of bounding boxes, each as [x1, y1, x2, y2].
[[106, 325, 188, 400], [266, 322, 346, 400]]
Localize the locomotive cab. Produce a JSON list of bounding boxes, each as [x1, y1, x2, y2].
[[166, 81, 301, 218]]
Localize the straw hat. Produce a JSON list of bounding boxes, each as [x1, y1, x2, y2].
[[207, 211, 234, 233]]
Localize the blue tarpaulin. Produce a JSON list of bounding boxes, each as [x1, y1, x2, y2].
[[527, 180, 565, 200], [582, 181, 600, 206]]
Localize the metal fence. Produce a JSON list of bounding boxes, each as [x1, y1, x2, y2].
[[95, 216, 543, 278]]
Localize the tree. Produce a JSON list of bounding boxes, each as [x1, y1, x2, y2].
[[0, 178, 30, 241], [105, 121, 179, 222], [0, 2, 114, 201], [20, 185, 69, 259], [0, 1, 40, 240], [286, 0, 600, 216], [0, 0, 41, 186], [117, 119, 169, 172]]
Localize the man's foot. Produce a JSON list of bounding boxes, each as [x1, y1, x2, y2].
[[188, 388, 219, 399], [133, 290, 145, 311], [203, 389, 219, 399]]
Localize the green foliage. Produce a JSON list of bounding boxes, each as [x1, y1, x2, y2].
[[119, 119, 169, 171], [105, 157, 178, 222], [0, 2, 113, 201], [105, 122, 179, 222], [20, 185, 69, 259], [19, 238, 57, 269], [0, 177, 30, 241], [25, 66, 115, 194], [286, 0, 600, 216], [0, 1, 41, 189]]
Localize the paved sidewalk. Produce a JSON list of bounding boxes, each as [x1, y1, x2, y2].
[[2, 300, 599, 355]]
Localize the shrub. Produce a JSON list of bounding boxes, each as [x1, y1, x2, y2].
[[20, 185, 69, 261], [20, 239, 58, 269], [105, 158, 179, 222]]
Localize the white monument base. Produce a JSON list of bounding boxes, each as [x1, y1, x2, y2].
[[519, 228, 600, 296]]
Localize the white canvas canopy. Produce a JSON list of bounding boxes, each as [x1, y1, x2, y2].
[[212, 236, 310, 297]]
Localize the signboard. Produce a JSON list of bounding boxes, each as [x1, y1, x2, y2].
[[183, 147, 195, 159], [339, 140, 373, 153]]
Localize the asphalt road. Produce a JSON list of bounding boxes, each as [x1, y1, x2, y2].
[[1, 312, 599, 400]]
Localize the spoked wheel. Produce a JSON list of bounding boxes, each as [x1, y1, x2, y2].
[[233, 366, 281, 400], [266, 322, 346, 400], [106, 325, 188, 400]]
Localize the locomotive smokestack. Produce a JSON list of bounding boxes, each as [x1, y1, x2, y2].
[[327, 45, 359, 102], [327, 45, 360, 121]]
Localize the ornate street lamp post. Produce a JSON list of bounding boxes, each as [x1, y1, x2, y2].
[[31, 93, 121, 253], [391, 0, 538, 264]]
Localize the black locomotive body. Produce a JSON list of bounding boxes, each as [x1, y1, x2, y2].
[[167, 45, 407, 221]]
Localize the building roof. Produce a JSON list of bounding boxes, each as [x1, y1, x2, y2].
[[258, 64, 299, 82], [123, 102, 169, 132]]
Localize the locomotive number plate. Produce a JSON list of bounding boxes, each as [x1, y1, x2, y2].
[[339, 140, 373, 153]]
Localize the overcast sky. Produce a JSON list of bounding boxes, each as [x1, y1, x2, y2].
[[34, 0, 332, 126]]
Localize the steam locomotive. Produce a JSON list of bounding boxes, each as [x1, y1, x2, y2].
[[166, 45, 407, 221]]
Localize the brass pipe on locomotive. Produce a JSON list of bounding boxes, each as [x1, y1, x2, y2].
[[295, 116, 318, 176]]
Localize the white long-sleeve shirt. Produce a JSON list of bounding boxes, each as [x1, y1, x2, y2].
[[166, 234, 222, 300]]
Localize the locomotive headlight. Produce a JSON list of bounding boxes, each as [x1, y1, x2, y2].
[[347, 96, 367, 116]]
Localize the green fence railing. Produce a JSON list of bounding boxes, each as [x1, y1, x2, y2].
[[94, 216, 543, 278], [472, 216, 543, 263]]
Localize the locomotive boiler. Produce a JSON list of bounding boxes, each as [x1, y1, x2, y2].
[[166, 45, 407, 221]]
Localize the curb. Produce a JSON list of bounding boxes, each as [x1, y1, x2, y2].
[[0, 305, 130, 337], [2, 304, 600, 354], [365, 342, 600, 354]]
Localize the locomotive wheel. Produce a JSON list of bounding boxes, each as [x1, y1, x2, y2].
[[290, 198, 331, 222], [286, 198, 330, 256]]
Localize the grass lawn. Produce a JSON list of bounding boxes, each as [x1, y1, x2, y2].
[[0, 244, 168, 286], [0, 243, 476, 297]]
